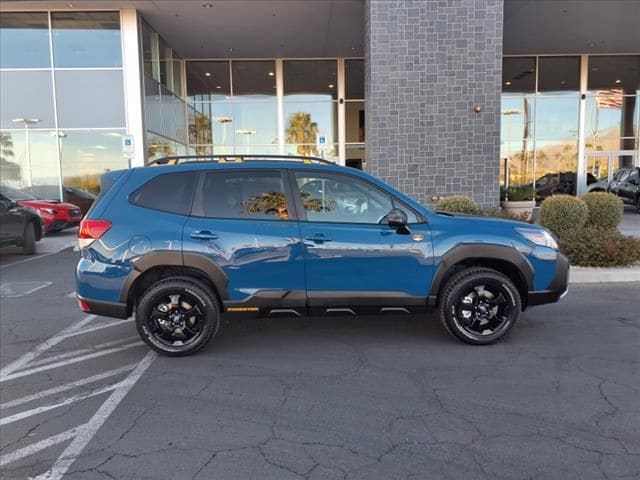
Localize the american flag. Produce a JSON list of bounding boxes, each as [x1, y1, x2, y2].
[[596, 89, 623, 109]]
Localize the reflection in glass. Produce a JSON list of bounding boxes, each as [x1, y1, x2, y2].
[[0, 71, 55, 129], [141, 21, 154, 78], [160, 85, 187, 143], [0, 12, 50, 68], [588, 56, 640, 91], [60, 131, 128, 195], [346, 144, 365, 170], [51, 11, 121, 68], [0, 130, 60, 195], [284, 103, 337, 150], [55, 70, 126, 128], [534, 140, 578, 182], [232, 103, 277, 145], [147, 132, 176, 162], [187, 61, 230, 102], [232, 61, 276, 100], [535, 95, 579, 141], [345, 60, 364, 99], [284, 60, 337, 100]]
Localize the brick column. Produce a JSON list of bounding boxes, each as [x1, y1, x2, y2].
[[365, 0, 504, 208]]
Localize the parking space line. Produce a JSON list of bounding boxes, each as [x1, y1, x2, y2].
[[27, 336, 139, 368], [1, 342, 145, 383], [0, 364, 137, 410], [33, 351, 157, 480], [0, 427, 79, 467], [64, 319, 132, 339], [0, 315, 97, 380], [0, 245, 75, 271], [1, 382, 123, 426]]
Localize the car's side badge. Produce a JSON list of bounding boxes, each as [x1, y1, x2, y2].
[[412, 233, 424, 242]]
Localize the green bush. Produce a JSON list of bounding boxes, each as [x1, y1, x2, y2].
[[540, 195, 588, 239], [560, 227, 640, 267], [500, 185, 536, 202], [581, 191, 624, 229], [435, 196, 481, 215]]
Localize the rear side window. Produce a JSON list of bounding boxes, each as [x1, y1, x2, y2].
[[197, 170, 289, 220], [130, 171, 198, 215]]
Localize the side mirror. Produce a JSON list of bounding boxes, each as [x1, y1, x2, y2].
[[387, 208, 410, 234]]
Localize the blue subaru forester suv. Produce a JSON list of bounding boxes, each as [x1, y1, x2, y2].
[[76, 155, 569, 356]]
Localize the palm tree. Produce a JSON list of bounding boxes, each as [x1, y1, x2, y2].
[[0, 132, 21, 181], [286, 112, 318, 156]]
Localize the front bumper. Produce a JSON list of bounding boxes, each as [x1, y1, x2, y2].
[[526, 252, 569, 308]]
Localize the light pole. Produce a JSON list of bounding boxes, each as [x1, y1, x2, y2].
[[502, 109, 521, 186], [235, 129, 256, 150], [11, 118, 40, 187], [213, 116, 232, 146]]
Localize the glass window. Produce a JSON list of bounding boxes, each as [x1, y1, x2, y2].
[[199, 171, 289, 220], [130, 172, 198, 215], [186, 61, 230, 102], [232, 61, 276, 100], [147, 132, 176, 162], [345, 59, 364, 99], [60, 131, 128, 196], [502, 57, 536, 93], [51, 11, 122, 68], [0, 71, 55, 129], [55, 70, 125, 128], [0, 12, 51, 68], [232, 103, 278, 146], [535, 96, 579, 141], [141, 21, 154, 78], [295, 172, 395, 224], [346, 101, 365, 143], [538, 57, 580, 92], [284, 60, 338, 100], [0, 130, 60, 196], [144, 75, 162, 134], [588, 56, 640, 92], [284, 103, 337, 146], [160, 86, 187, 143]]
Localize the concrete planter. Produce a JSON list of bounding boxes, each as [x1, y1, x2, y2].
[[500, 200, 536, 221]]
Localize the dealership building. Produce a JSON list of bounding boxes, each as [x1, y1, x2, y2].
[[0, 0, 638, 207]]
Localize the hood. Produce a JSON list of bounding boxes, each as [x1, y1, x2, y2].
[[18, 199, 81, 211]]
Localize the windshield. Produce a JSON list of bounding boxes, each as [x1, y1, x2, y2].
[[0, 185, 37, 201]]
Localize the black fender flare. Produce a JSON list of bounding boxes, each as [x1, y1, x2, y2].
[[119, 251, 229, 303], [429, 243, 534, 299]]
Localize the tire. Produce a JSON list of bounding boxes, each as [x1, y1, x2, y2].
[[22, 222, 36, 255], [635, 196, 640, 213], [136, 277, 221, 356], [438, 267, 521, 345]]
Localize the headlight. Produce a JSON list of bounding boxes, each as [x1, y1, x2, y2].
[[516, 228, 559, 250], [41, 208, 57, 214]]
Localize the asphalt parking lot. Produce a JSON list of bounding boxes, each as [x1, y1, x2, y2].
[[1, 248, 639, 480]]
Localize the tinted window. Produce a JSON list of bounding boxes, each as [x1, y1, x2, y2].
[[294, 172, 418, 224], [0, 12, 51, 68], [130, 172, 198, 215], [628, 170, 639, 182], [200, 171, 289, 220], [617, 170, 631, 182]]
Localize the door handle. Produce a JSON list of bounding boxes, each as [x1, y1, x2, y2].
[[305, 233, 332, 243], [190, 230, 219, 240]]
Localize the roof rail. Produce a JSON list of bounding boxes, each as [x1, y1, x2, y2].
[[147, 154, 336, 167]]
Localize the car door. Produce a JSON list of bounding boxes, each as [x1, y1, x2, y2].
[[183, 169, 306, 314], [0, 194, 23, 245], [291, 169, 434, 314], [619, 169, 639, 204]]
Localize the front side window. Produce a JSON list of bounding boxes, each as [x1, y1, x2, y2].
[[130, 171, 198, 215], [199, 171, 289, 220], [294, 172, 417, 224]]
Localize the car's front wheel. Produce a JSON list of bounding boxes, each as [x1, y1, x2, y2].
[[136, 277, 221, 356], [439, 268, 521, 345], [22, 221, 36, 255]]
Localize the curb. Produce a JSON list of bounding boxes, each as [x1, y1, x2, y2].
[[569, 266, 640, 284]]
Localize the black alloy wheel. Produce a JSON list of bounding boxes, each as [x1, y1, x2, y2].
[[136, 277, 221, 356], [439, 268, 521, 345]]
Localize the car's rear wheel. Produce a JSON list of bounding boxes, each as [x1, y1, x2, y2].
[[136, 277, 221, 356], [22, 222, 36, 255], [439, 268, 521, 345]]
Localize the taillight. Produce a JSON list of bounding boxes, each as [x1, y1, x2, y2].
[[78, 299, 91, 312], [78, 219, 111, 248]]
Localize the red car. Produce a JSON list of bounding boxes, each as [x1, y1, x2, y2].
[[0, 185, 83, 234]]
